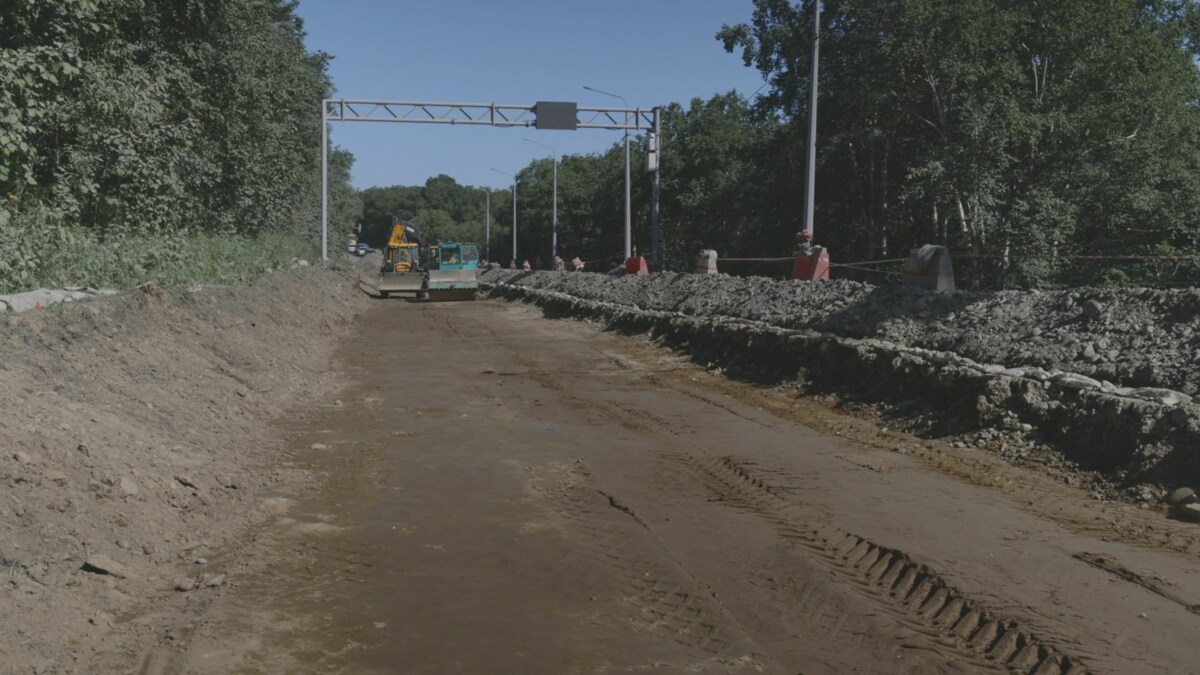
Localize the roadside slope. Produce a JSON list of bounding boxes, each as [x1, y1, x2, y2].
[[0, 268, 371, 672]]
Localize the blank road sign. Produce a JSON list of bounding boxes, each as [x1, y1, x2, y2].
[[534, 101, 578, 130]]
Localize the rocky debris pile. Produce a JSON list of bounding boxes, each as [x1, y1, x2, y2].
[[481, 271, 1200, 498], [0, 267, 370, 672], [481, 270, 1200, 395]]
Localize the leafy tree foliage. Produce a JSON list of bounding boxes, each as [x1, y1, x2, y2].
[[0, 0, 358, 285], [359, 175, 506, 257], [719, 0, 1200, 287]]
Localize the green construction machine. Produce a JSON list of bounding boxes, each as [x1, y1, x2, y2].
[[426, 242, 480, 301]]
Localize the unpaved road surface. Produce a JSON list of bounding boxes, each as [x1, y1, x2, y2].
[[116, 299, 1200, 674]]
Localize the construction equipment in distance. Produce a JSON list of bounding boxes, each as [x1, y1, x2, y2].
[[426, 242, 480, 301], [375, 218, 428, 298]]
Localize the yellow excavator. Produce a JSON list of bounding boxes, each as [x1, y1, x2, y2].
[[375, 218, 428, 298]]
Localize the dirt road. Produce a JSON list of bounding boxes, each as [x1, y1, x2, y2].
[[124, 299, 1200, 674]]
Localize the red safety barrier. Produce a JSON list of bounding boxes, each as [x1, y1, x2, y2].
[[625, 256, 649, 276], [791, 248, 830, 281]]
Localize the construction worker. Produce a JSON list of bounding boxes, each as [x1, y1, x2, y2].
[[522, 259, 531, 271], [572, 257, 585, 272], [553, 255, 565, 271]]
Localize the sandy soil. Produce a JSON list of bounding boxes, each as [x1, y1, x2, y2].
[[0, 269, 371, 673], [76, 298, 1200, 674]]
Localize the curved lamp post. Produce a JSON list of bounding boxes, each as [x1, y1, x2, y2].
[[583, 85, 631, 260], [524, 138, 558, 259], [491, 168, 519, 263]]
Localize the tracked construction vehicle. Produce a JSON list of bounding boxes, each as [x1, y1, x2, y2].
[[426, 242, 479, 301]]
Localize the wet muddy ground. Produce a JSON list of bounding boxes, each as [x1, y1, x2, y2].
[[116, 299, 1200, 674]]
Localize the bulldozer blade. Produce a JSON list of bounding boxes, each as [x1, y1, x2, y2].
[[426, 289, 477, 302], [377, 271, 426, 297], [426, 269, 477, 291]]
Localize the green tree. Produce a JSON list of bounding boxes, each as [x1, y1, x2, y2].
[[720, 0, 1200, 287], [1, 0, 352, 274]]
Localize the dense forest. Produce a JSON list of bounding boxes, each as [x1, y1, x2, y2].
[[0, 0, 359, 292], [368, 0, 1200, 287], [722, 0, 1200, 287]]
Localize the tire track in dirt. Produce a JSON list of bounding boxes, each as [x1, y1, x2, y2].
[[523, 460, 756, 661], [678, 453, 1091, 675], [641, 367, 1200, 559], [511, 348, 1092, 674]]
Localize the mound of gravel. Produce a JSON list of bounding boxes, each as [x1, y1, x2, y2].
[[482, 270, 1200, 395]]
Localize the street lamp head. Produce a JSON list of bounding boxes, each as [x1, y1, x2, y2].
[[491, 167, 519, 184], [524, 138, 557, 158], [583, 85, 627, 106]]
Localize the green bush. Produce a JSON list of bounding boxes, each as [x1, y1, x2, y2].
[[0, 205, 319, 294]]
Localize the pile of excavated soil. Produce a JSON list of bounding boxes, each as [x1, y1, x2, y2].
[[0, 268, 370, 672], [482, 270, 1200, 395], [481, 270, 1200, 496]]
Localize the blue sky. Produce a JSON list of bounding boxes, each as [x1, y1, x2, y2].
[[294, 0, 766, 190]]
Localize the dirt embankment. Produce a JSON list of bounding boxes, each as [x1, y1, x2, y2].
[[482, 270, 1200, 394], [0, 268, 370, 672], [480, 270, 1200, 500]]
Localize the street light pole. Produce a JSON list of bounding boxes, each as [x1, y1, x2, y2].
[[484, 189, 491, 262], [804, 0, 821, 240], [524, 138, 558, 260], [491, 168, 518, 264], [584, 85, 631, 261], [320, 100, 329, 262]]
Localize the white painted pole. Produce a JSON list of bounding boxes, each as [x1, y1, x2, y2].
[[320, 99, 329, 262]]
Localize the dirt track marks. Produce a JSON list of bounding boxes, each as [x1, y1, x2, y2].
[[1072, 552, 1200, 616], [518, 350, 1090, 673], [639, 366, 1200, 559], [524, 460, 752, 659], [685, 453, 1092, 675]]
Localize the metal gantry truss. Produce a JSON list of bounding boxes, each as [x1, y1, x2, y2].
[[320, 98, 662, 267], [323, 99, 656, 131]]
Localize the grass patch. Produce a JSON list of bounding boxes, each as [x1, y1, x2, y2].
[[0, 206, 324, 294]]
